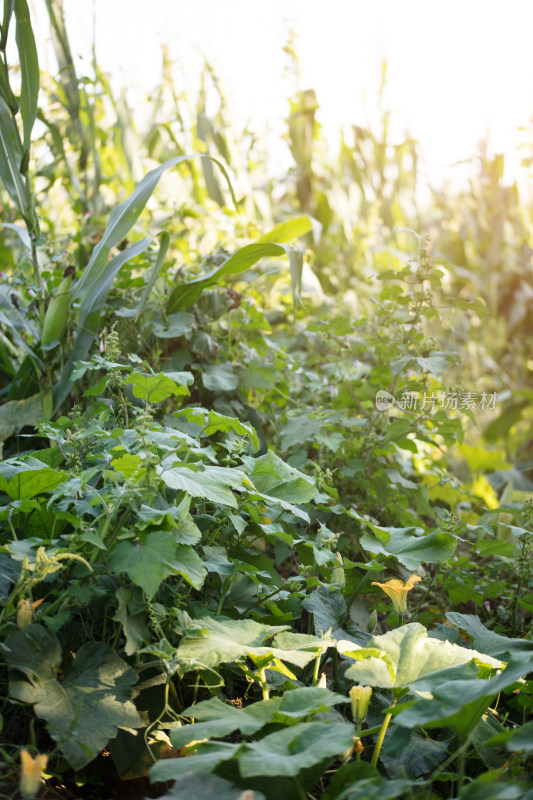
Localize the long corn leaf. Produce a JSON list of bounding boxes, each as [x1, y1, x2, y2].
[[167, 241, 302, 314], [53, 237, 154, 413], [73, 153, 236, 302], [14, 0, 39, 159], [257, 215, 322, 246], [167, 215, 316, 314], [135, 231, 169, 319], [0, 0, 15, 51], [0, 95, 27, 220]]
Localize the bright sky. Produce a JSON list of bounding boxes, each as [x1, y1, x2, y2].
[[32, 0, 533, 188]]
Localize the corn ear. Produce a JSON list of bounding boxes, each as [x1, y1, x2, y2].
[[41, 265, 75, 348]]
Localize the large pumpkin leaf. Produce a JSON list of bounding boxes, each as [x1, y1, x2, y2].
[[341, 623, 502, 688], [393, 657, 530, 736], [238, 721, 355, 778], [172, 687, 347, 752], [6, 625, 141, 769], [155, 774, 265, 800], [446, 612, 533, 658], [175, 615, 324, 671]]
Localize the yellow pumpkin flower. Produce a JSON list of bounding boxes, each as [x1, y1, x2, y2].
[[19, 750, 48, 798], [371, 574, 422, 615]]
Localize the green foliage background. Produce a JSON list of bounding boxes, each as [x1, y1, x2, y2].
[[0, 3, 532, 799]]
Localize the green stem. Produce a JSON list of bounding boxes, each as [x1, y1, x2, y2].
[[168, 677, 183, 713], [370, 699, 396, 767], [258, 667, 269, 700], [332, 649, 339, 690], [312, 651, 321, 686]]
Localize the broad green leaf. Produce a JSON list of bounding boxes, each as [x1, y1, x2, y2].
[[0, 554, 20, 597], [152, 311, 195, 338], [200, 409, 259, 450], [111, 451, 146, 481], [113, 587, 149, 656], [109, 531, 206, 596], [322, 761, 412, 800], [341, 623, 502, 688], [14, 0, 39, 158], [150, 741, 238, 782], [380, 727, 447, 781], [254, 490, 310, 521], [354, 516, 457, 570], [0, 394, 43, 443], [0, 464, 64, 499], [458, 776, 533, 800], [245, 450, 316, 504], [445, 613, 533, 658], [483, 398, 529, 443], [504, 721, 533, 754], [170, 697, 272, 749], [238, 721, 355, 778], [157, 465, 238, 507], [394, 657, 529, 736], [303, 586, 347, 638], [175, 615, 327, 671], [6, 625, 141, 769], [201, 363, 238, 392], [278, 686, 348, 717], [124, 371, 192, 402], [155, 774, 266, 800]]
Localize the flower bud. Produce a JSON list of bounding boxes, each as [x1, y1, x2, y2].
[[16, 598, 42, 629], [317, 672, 327, 688], [331, 552, 345, 588], [20, 750, 48, 798], [349, 685, 372, 723]]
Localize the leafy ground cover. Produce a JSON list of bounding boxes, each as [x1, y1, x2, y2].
[[0, 3, 532, 799]]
